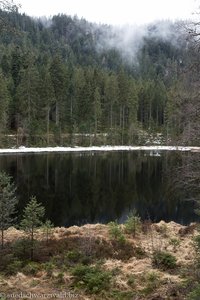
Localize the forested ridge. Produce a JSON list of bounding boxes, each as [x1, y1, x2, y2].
[[0, 8, 199, 146]]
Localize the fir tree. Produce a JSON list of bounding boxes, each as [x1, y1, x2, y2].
[[20, 196, 45, 260], [0, 172, 18, 249]]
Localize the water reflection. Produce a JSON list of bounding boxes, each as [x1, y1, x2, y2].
[[0, 151, 198, 226]]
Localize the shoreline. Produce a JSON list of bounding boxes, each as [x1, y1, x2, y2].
[[0, 145, 199, 154]]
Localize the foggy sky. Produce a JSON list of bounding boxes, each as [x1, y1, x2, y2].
[[18, 0, 197, 25]]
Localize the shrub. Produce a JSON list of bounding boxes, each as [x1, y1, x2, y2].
[[23, 262, 41, 275], [187, 284, 200, 300], [127, 274, 136, 288], [43, 262, 55, 277], [12, 238, 35, 259], [51, 249, 92, 271], [134, 246, 146, 259], [0, 254, 15, 271], [63, 250, 91, 268], [66, 250, 82, 263], [194, 235, 200, 254], [152, 250, 177, 270], [42, 219, 54, 243], [169, 238, 180, 252], [0, 295, 6, 300], [193, 235, 200, 269], [117, 234, 126, 245], [108, 221, 126, 245], [71, 264, 112, 293], [142, 271, 160, 295], [124, 210, 141, 236], [6, 259, 23, 275], [146, 271, 160, 287], [159, 223, 168, 237], [56, 272, 65, 284]]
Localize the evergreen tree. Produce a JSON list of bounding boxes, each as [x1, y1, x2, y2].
[[72, 67, 86, 131], [93, 87, 102, 136], [0, 71, 10, 132], [0, 172, 17, 248], [15, 62, 40, 135], [50, 55, 68, 129], [127, 78, 139, 142], [104, 73, 119, 131], [11, 47, 22, 90], [42, 219, 54, 244], [20, 196, 45, 260], [118, 69, 130, 143], [39, 66, 55, 144]]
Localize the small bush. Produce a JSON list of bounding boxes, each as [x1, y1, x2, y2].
[[194, 235, 200, 254], [71, 264, 112, 293], [159, 223, 168, 237], [187, 284, 200, 300], [23, 262, 41, 275], [108, 221, 126, 245], [142, 271, 160, 295], [12, 238, 36, 259], [0, 254, 15, 271], [152, 250, 177, 270], [66, 250, 82, 263], [134, 246, 146, 259], [117, 234, 126, 245], [56, 272, 65, 284], [124, 210, 141, 236], [51, 250, 92, 270], [64, 250, 92, 267], [169, 238, 180, 252], [43, 261, 55, 277], [146, 271, 160, 286], [193, 235, 200, 268], [6, 260, 23, 275], [42, 219, 54, 243], [127, 274, 136, 288], [0, 295, 6, 300]]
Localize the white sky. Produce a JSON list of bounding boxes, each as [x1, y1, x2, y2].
[[18, 0, 198, 25]]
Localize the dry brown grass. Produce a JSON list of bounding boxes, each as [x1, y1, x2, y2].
[[0, 221, 198, 300]]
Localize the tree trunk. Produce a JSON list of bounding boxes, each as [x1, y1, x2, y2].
[[110, 103, 113, 129], [31, 227, 34, 260], [46, 106, 50, 145], [70, 97, 73, 121], [55, 102, 59, 126], [95, 117, 97, 138]]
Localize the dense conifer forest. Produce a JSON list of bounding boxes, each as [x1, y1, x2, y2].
[[1, 4, 200, 299], [0, 7, 199, 146]]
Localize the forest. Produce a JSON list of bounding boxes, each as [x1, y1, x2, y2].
[[1, 3, 200, 299], [0, 4, 199, 146]]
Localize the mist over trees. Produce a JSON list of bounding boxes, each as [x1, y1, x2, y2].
[[0, 6, 198, 146]]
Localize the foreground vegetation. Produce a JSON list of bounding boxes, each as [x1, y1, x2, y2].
[[0, 219, 200, 299]]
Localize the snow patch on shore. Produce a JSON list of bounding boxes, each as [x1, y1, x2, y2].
[[0, 145, 199, 154]]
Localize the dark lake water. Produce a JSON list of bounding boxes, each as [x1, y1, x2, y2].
[[0, 151, 198, 226]]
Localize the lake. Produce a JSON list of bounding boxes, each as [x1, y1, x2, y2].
[[0, 150, 198, 226]]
